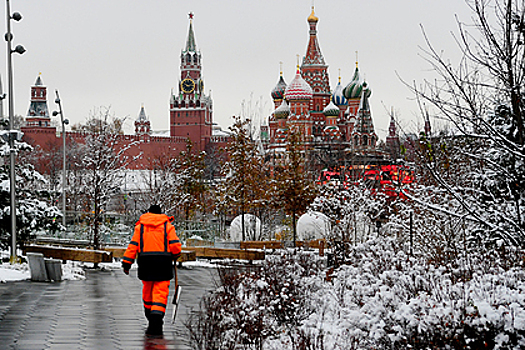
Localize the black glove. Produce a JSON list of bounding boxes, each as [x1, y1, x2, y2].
[[122, 262, 131, 275]]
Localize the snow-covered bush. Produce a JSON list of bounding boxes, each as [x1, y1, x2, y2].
[[185, 251, 324, 350], [298, 237, 525, 350]]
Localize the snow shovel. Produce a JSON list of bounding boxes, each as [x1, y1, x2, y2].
[[171, 264, 182, 324]]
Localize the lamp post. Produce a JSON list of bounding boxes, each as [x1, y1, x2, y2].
[[52, 90, 69, 229], [5, 0, 25, 263]]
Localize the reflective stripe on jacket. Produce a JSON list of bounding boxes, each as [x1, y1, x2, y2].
[[123, 212, 182, 281]]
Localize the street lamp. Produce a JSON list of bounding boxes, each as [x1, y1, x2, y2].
[[52, 90, 69, 229], [5, 0, 25, 263]]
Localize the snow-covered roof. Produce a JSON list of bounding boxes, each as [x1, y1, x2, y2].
[[212, 124, 230, 136], [150, 130, 170, 137]]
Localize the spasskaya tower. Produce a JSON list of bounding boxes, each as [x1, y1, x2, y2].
[[170, 13, 213, 152]]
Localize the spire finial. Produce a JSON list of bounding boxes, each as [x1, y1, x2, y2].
[[338, 68, 341, 83], [296, 54, 300, 71], [355, 51, 359, 68], [188, 12, 194, 21], [307, 2, 319, 22], [279, 61, 283, 76]]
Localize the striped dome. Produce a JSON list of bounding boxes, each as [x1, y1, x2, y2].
[[343, 67, 363, 100], [332, 79, 347, 106], [285, 68, 313, 101], [274, 100, 290, 119], [271, 75, 287, 100], [323, 100, 340, 117]]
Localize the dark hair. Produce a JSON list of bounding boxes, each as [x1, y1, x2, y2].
[[148, 204, 162, 214]]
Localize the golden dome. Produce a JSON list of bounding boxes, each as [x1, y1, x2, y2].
[[307, 6, 318, 22]]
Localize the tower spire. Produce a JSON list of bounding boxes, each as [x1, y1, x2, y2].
[[185, 12, 197, 52], [303, 5, 324, 66]]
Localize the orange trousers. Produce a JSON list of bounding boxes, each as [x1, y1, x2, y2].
[[142, 280, 171, 316]]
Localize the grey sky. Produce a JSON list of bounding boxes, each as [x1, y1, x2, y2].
[[1, 0, 472, 140]]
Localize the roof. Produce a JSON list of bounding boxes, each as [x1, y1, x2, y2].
[[285, 68, 313, 101], [185, 20, 197, 52], [137, 106, 147, 121], [34, 75, 44, 86]]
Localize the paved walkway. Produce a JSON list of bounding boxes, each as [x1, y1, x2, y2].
[[0, 266, 217, 350]]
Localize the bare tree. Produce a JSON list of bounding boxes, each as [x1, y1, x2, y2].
[[139, 150, 181, 214], [74, 108, 131, 250], [408, 0, 525, 246]]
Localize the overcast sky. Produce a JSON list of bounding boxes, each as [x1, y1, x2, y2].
[[1, 0, 473, 140]]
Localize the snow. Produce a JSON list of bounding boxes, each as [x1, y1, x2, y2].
[[0, 259, 86, 283], [0, 266, 29, 282]]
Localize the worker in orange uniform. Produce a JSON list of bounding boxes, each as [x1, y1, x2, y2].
[[122, 204, 182, 337]]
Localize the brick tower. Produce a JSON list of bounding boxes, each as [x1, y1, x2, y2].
[[170, 13, 213, 152], [300, 6, 331, 137], [135, 105, 151, 135], [25, 74, 51, 128]]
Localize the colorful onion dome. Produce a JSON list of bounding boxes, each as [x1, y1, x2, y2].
[[307, 6, 319, 22], [332, 76, 347, 106], [285, 67, 313, 101], [274, 100, 290, 119], [323, 100, 340, 117], [271, 73, 287, 100], [343, 67, 363, 100]]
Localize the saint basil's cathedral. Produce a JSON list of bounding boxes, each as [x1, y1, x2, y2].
[[262, 6, 391, 170]]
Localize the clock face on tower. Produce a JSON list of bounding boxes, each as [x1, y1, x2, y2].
[[181, 78, 195, 94]]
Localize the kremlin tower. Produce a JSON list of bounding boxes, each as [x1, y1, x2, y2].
[[25, 74, 51, 128], [169, 13, 213, 152], [135, 105, 151, 136]]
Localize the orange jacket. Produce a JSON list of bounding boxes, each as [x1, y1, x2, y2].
[[123, 212, 182, 281]]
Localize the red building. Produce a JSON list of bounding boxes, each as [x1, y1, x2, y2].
[[264, 6, 379, 163], [21, 14, 228, 170]]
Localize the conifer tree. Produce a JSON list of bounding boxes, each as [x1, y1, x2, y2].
[[0, 140, 61, 250], [177, 140, 208, 220]]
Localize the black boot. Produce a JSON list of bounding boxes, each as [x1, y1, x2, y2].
[[144, 308, 151, 321], [146, 314, 164, 337]]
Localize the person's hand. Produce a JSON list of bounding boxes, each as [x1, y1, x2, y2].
[[122, 262, 131, 275]]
